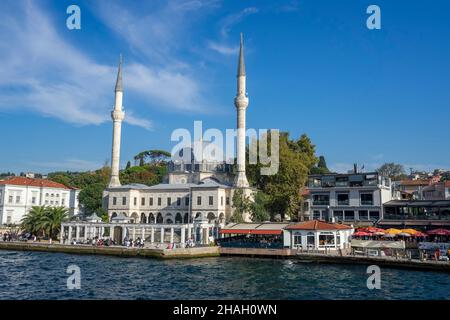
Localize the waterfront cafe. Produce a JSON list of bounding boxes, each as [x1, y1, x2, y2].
[[217, 223, 289, 249], [283, 220, 353, 251]]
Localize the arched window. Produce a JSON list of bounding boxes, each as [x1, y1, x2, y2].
[[175, 212, 183, 224], [110, 212, 117, 222], [140, 213, 147, 224], [149, 213, 155, 224], [195, 212, 202, 219], [183, 212, 189, 223], [156, 212, 163, 223], [219, 212, 225, 223], [165, 213, 173, 224], [207, 212, 215, 223], [131, 212, 139, 224]]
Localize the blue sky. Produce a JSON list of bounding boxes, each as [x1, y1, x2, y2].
[[1, 0, 450, 174]]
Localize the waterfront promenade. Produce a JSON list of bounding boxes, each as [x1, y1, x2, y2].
[[0, 241, 449, 272], [0, 241, 220, 259]]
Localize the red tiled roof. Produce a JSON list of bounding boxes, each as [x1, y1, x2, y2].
[[285, 220, 352, 231], [219, 229, 282, 235], [0, 176, 74, 190], [399, 180, 430, 186]]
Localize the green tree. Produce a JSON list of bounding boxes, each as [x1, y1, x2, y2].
[[40, 207, 69, 239], [231, 189, 251, 223], [134, 151, 147, 166], [310, 155, 330, 174], [125, 161, 131, 169], [78, 183, 105, 214], [247, 132, 312, 220], [376, 163, 407, 180], [147, 150, 172, 163], [20, 206, 47, 236], [249, 191, 270, 222]]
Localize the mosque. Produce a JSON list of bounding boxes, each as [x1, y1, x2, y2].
[[60, 34, 254, 246]]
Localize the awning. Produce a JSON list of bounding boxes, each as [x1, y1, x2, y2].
[[219, 229, 282, 235]]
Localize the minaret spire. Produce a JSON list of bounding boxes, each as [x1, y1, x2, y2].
[[237, 33, 245, 77], [234, 33, 249, 188], [108, 55, 125, 188], [115, 54, 123, 92]]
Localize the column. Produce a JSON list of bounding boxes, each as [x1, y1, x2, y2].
[[187, 225, 192, 240], [68, 226, 72, 243], [141, 227, 145, 240], [170, 228, 174, 244], [132, 227, 136, 240], [100, 226, 104, 238], [198, 227, 202, 244], [160, 228, 164, 243], [151, 227, 155, 243], [93, 226, 97, 238], [76, 225, 80, 241], [205, 227, 209, 244], [110, 226, 114, 240], [180, 227, 185, 246], [60, 226, 64, 244]]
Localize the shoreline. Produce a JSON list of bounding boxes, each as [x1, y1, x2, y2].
[[0, 242, 449, 273], [0, 242, 220, 259]]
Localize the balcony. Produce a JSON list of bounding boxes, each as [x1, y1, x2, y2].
[[312, 200, 329, 206]]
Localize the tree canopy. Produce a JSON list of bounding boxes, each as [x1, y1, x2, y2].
[[376, 162, 407, 180], [247, 132, 317, 221]]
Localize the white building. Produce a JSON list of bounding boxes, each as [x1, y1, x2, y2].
[[102, 34, 254, 227], [0, 176, 80, 225], [307, 171, 392, 224], [283, 220, 353, 251]]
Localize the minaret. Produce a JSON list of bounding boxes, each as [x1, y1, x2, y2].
[[234, 33, 249, 188], [108, 55, 125, 188]]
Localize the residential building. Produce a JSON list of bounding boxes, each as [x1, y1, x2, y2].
[[307, 171, 392, 225], [397, 180, 431, 200], [0, 177, 80, 225], [422, 181, 450, 200]]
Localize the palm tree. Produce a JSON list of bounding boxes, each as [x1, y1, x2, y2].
[[41, 207, 69, 239], [20, 206, 47, 236]]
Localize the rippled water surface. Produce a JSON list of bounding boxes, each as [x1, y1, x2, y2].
[[0, 250, 448, 300]]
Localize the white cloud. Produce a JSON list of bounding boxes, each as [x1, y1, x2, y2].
[[207, 42, 239, 55], [220, 7, 259, 37], [0, 0, 218, 130]]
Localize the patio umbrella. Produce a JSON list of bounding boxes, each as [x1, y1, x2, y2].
[[353, 231, 371, 237], [398, 232, 411, 237], [382, 233, 397, 238], [385, 228, 402, 235], [427, 228, 450, 236], [366, 227, 385, 233], [413, 231, 427, 237], [401, 228, 419, 235], [373, 231, 386, 236]]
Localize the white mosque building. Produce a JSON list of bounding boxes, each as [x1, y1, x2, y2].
[[61, 34, 254, 246]]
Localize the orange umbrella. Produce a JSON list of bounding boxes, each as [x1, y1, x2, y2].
[[385, 228, 402, 235], [401, 228, 419, 235]]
